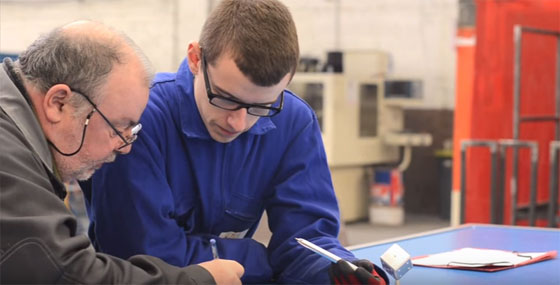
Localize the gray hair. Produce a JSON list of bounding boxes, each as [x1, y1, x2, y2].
[[16, 22, 154, 116]]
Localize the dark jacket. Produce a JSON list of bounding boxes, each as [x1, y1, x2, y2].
[[0, 59, 215, 284]]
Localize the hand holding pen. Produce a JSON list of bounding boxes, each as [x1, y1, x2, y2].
[[295, 238, 358, 269], [296, 238, 388, 285], [198, 238, 245, 285]]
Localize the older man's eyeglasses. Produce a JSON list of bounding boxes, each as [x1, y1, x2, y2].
[[46, 87, 141, 157], [72, 89, 142, 150], [201, 54, 284, 117]]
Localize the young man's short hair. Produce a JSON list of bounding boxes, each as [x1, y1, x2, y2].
[[199, 0, 299, 87]]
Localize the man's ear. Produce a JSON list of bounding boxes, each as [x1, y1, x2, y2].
[[43, 84, 73, 123], [187, 42, 202, 75]]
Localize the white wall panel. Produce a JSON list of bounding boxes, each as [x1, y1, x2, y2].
[[0, 0, 206, 72], [1, 0, 458, 108]]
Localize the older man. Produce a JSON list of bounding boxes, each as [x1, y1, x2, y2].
[[0, 21, 243, 284]]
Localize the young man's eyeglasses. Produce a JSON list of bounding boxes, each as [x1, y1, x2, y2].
[[71, 88, 142, 150], [201, 53, 284, 117]]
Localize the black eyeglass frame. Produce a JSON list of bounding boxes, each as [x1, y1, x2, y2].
[[201, 54, 284, 117], [71, 88, 141, 150]]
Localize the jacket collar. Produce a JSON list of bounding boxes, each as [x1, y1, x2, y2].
[[0, 59, 55, 174], [175, 58, 277, 140]]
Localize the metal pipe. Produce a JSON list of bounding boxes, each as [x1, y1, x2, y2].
[[396, 146, 412, 172], [460, 143, 467, 224], [513, 25, 522, 141], [497, 145, 506, 224], [512, 26, 522, 226], [490, 145, 498, 224], [521, 27, 560, 36], [529, 143, 539, 226], [460, 140, 498, 224], [549, 141, 560, 227], [519, 115, 560, 122], [512, 25, 560, 227], [499, 140, 539, 225]]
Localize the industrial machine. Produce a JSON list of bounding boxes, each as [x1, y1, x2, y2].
[[288, 50, 431, 222]]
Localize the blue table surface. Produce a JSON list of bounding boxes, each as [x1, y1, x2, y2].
[[350, 224, 560, 285]]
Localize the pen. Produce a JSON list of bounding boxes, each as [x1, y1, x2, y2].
[[210, 238, 219, 259], [295, 238, 358, 270]]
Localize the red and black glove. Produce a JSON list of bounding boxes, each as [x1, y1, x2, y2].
[[328, 259, 389, 285]]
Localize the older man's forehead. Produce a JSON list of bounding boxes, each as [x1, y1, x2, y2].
[[98, 75, 148, 128]]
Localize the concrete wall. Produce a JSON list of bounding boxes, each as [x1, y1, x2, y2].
[[0, 0, 458, 109], [0, 0, 207, 73]]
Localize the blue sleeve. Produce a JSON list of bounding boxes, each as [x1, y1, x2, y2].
[[89, 96, 273, 283], [267, 116, 357, 284]]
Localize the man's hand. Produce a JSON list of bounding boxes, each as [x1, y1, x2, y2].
[[328, 259, 389, 285], [199, 259, 244, 285]]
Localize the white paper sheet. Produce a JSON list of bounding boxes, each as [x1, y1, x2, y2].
[[412, 247, 548, 267]]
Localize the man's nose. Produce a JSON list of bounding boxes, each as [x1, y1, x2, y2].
[[118, 145, 132, 154], [115, 141, 132, 155], [226, 108, 248, 132]]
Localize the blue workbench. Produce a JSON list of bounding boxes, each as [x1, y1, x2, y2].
[[349, 224, 560, 284]]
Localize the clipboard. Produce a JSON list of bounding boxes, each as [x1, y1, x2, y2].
[[412, 247, 557, 272]]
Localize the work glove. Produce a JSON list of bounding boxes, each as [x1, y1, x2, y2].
[[328, 259, 389, 285]]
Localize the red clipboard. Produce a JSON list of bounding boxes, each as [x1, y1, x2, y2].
[[412, 247, 557, 272]]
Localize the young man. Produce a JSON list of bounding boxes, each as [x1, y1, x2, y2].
[[0, 21, 243, 284], [87, 0, 388, 284]]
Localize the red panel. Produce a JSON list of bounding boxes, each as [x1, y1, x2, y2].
[[461, 0, 560, 224], [452, 27, 476, 193]]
